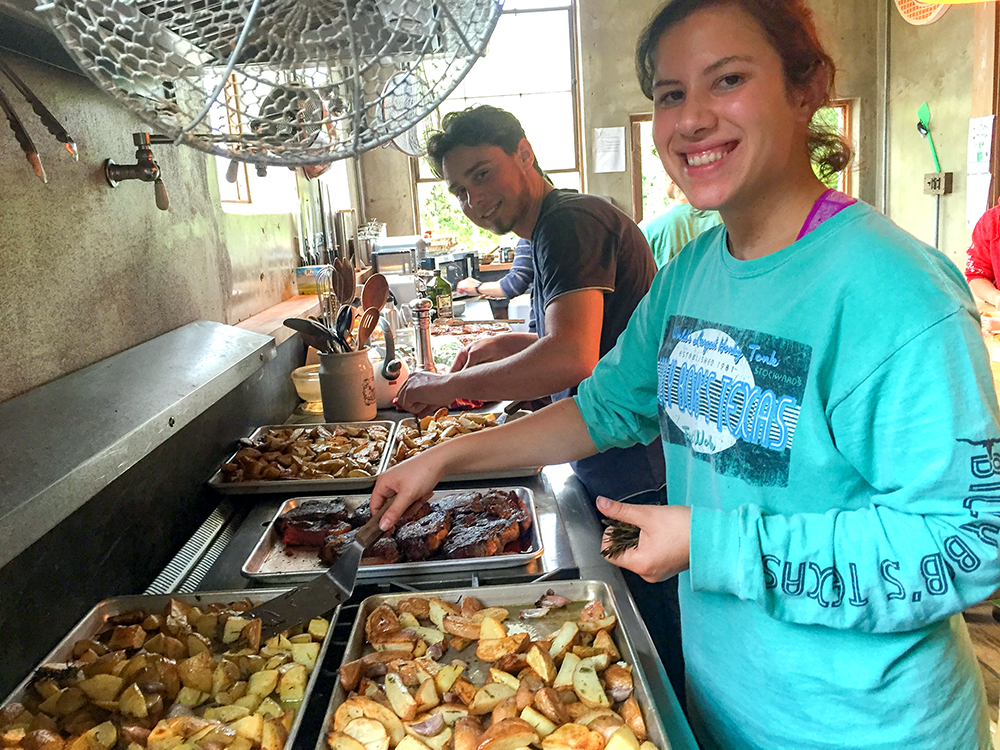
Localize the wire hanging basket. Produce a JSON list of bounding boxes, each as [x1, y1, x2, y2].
[[34, 0, 502, 166]]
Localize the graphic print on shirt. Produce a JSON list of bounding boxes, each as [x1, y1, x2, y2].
[[657, 315, 811, 487]]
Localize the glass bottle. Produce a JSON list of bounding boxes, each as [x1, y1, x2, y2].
[[432, 269, 453, 320]]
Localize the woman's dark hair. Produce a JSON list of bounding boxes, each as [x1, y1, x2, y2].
[[635, 0, 852, 180], [424, 105, 544, 179]]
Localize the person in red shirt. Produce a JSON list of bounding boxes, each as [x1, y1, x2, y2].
[[966, 204, 1000, 307]]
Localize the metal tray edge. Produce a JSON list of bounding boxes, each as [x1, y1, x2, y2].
[[314, 580, 672, 750], [240, 487, 544, 584], [389, 417, 542, 481], [1, 588, 339, 750], [207, 421, 397, 494]]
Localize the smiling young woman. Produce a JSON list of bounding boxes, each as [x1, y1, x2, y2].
[[371, 3, 1000, 749]]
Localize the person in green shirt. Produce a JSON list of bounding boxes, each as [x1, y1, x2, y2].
[[640, 179, 721, 268]]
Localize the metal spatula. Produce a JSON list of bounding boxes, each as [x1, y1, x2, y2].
[[250, 500, 389, 638]]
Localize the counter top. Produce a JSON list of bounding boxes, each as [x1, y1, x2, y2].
[[0, 321, 275, 569]]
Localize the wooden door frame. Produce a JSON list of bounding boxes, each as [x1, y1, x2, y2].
[[629, 113, 651, 224], [972, 4, 1000, 208]]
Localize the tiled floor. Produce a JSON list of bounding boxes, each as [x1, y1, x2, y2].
[[965, 602, 1000, 724]]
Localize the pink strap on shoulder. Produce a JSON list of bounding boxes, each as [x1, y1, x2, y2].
[[797, 189, 857, 240]]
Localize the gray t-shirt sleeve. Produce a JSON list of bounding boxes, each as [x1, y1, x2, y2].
[[533, 207, 617, 310]]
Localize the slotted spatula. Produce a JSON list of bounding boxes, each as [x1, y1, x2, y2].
[[249, 500, 389, 637]]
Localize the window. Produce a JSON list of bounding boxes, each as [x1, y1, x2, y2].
[[415, 0, 581, 252], [813, 99, 854, 196], [209, 74, 302, 215]]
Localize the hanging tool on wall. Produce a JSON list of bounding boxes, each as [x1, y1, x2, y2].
[[916, 102, 953, 250], [0, 57, 78, 183]]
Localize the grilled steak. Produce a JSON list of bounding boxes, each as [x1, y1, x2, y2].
[[365, 537, 401, 565], [429, 491, 485, 515], [399, 499, 433, 525], [482, 490, 532, 533], [275, 499, 351, 547], [395, 510, 452, 560], [443, 518, 512, 558], [318, 529, 401, 565], [319, 529, 355, 564], [277, 498, 349, 525], [348, 501, 371, 527]]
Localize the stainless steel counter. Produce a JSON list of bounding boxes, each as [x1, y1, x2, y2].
[[0, 320, 275, 570]]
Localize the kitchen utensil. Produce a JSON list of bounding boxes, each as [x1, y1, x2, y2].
[[249, 500, 390, 637], [0, 57, 77, 160], [339, 260, 356, 304], [377, 317, 403, 381], [336, 304, 355, 351], [284, 316, 340, 353], [498, 399, 529, 425], [362, 272, 390, 312], [316, 265, 339, 329], [356, 307, 380, 349], [0, 82, 45, 182]]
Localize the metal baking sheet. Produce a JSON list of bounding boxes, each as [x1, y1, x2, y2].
[[241, 487, 544, 584], [388, 416, 542, 482], [207, 420, 397, 494], [317, 580, 675, 750], [1, 589, 339, 750]]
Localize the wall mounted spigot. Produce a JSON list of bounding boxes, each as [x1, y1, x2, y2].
[[104, 132, 171, 211]]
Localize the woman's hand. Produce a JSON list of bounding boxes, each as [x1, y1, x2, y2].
[[597, 497, 691, 582], [370, 451, 447, 531]]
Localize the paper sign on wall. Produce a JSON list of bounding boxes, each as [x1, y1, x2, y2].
[[968, 115, 994, 175], [594, 127, 626, 173], [967, 116, 995, 229]]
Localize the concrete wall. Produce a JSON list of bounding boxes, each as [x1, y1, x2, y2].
[[0, 51, 299, 403], [887, 4, 975, 267]]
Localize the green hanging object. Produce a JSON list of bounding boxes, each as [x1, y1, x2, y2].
[[916, 102, 942, 172]]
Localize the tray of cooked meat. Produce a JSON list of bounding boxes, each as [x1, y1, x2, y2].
[[207, 421, 396, 494], [388, 412, 541, 481], [241, 487, 543, 583], [0, 589, 338, 750], [318, 580, 680, 750]]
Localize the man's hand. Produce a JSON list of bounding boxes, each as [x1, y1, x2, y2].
[[449, 336, 513, 372], [456, 277, 479, 296], [395, 370, 454, 417], [597, 497, 691, 582]]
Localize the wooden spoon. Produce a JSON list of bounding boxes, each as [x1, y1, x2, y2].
[[356, 307, 380, 349], [339, 261, 356, 304], [362, 273, 390, 312]]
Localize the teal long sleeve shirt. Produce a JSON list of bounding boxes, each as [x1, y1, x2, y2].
[[576, 202, 999, 750]]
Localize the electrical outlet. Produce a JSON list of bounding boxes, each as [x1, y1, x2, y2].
[[923, 172, 954, 195]]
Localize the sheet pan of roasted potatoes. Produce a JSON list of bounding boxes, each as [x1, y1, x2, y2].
[[389, 413, 539, 482], [208, 422, 396, 494], [0, 590, 336, 750], [320, 581, 672, 750]]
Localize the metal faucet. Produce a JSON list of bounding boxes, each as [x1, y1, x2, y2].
[[104, 132, 170, 211]]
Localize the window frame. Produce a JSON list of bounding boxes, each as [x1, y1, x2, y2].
[[629, 98, 856, 223], [412, 0, 582, 236]]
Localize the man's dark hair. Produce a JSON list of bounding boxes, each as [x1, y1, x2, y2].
[[424, 105, 543, 179]]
